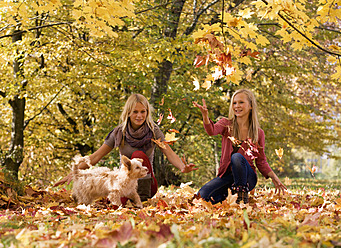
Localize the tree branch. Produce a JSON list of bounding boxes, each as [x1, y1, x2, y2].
[[0, 22, 72, 40], [57, 103, 79, 134], [135, 1, 172, 15], [261, 0, 341, 57], [0, 90, 6, 98], [317, 25, 341, 35], [185, 0, 220, 35], [24, 85, 65, 129]]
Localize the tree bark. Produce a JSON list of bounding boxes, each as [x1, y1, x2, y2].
[[4, 30, 26, 179], [151, 0, 186, 185]]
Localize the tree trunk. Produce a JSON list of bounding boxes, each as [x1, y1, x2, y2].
[[151, 0, 186, 185], [4, 30, 26, 179]]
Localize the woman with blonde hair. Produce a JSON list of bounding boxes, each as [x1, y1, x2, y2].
[[193, 89, 286, 204], [55, 94, 197, 201]]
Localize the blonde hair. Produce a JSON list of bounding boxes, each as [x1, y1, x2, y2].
[[119, 93, 155, 136], [228, 89, 259, 143]]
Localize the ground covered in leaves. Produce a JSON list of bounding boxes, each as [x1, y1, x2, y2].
[[0, 178, 340, 248]]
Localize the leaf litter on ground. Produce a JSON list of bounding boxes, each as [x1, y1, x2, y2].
[[0, 179, 340, 248]]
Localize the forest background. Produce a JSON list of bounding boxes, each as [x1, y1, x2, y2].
[[0, 0, 340, 191]]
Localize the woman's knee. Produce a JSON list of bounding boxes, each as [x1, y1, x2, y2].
[[231, 153, 245, 168], [198, 187, 211, 201]]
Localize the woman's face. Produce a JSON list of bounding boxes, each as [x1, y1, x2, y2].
[[129, 102, 147, 130], [232, 93, 252, 119]]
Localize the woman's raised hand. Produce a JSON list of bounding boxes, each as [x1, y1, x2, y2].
[[193, 99, 210, 124], [193, 99, 208, 116]]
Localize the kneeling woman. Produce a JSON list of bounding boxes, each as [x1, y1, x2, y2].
[[193, 89, 286, 204], [55, 93, 197, 201]]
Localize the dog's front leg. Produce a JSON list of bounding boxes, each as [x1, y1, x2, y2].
[[128, 191, 143, 208], [108, 190, 122, 207]]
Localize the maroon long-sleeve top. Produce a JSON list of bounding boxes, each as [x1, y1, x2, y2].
[[204, 118, 273, 178]]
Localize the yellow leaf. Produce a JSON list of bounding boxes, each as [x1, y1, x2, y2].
[[327, 56, 337, 63], [291, 41, 304, 50], [202, 80, 212, 90], [165, 132, 179, 143], [256, 35, 270, 46], [331, 66, 341, 80], [328, 45, 340, 51], [238, 9, 254, 19]]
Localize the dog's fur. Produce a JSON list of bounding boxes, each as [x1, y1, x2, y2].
[[71, 155, 148, 208]]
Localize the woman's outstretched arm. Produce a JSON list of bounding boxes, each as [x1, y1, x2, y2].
[[53, 144, 113, 187]]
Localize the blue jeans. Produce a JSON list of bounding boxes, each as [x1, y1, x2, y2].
[[198, 153, 257, 204]]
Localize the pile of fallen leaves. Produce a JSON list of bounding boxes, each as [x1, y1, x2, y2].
[[0, 178, 340, 248]]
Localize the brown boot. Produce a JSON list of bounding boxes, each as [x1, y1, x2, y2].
[[237, 191, 249, 204], [231, 184, 249, 204]]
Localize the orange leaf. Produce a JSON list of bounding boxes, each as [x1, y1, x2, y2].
[[167, 109, 176, 123], [157, 113, 163, 125], [157, 199, 169, 209], [168, 129, 180, 133], [159, 96, 164, 106], [151, 138, 166, 149], [205, 34, 224, 51], [275, 148, 283, 160], [194, 55, 205, 68]]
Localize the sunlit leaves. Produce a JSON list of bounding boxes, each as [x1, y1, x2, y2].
[[72, 0, 135, 38], [0, 179, 340, 247]]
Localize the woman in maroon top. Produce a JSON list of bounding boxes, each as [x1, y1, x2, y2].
[[193, 89, 286, 204]]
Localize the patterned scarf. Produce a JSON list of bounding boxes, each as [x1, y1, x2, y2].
[[110, 121, 153, 153], [125, 121, 153, 152]]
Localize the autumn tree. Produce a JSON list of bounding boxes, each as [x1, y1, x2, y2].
[[0, 0, 135, 182]]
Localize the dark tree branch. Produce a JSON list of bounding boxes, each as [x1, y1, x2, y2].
[[24, 85, 65, 129], [52, 26, 114, 68], [261, 0, 341, 57], [135, 1, 172, 14], [317, 25, 341, 35], [57, 103, 79, 134], [0, 22, 72, 40], [185, 0, 220, 35], [179, 114, 192, 133], [0, 91, 5, 98]]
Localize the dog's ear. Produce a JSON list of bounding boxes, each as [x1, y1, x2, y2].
[[121, 155, 132, 170]]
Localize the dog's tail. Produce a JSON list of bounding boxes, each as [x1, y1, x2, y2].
[[72, 155, 91, 176]]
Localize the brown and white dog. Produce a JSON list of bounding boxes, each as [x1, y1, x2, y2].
[[71, 155, 148, 208]]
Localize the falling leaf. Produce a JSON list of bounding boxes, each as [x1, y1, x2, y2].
[[228, 136, 241, 146], [167, 109, 176, 123], [159, 97, 164, 106], [194, 55, 205, 68], [193, 55, 209, 68], [199, 34, 224, 52], [151, 138, 166, 149], [192, 77, 200, 91], [156, 113, 163, 125], [275, 147, 284, 160], [240, 49, 260, 58], [168, 129, 180, 133], [305, 163, 317, 178], [245, 148, 257, 160], [211, 67, 224, 80], [164, 132, 179, 145], [202, 80, 212, 90]]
